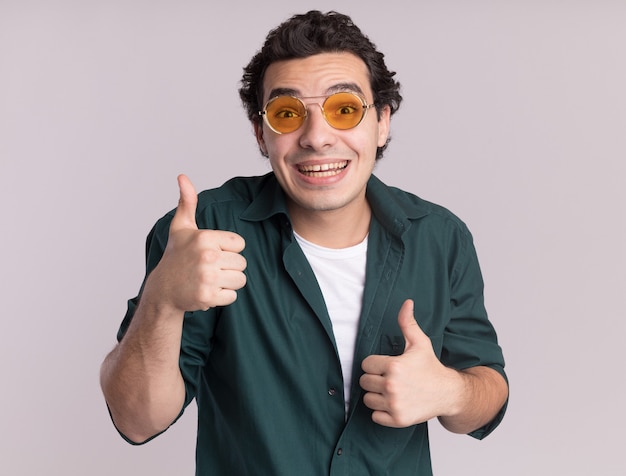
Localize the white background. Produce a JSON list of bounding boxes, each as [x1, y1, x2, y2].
[[1, 1, 625, 474]]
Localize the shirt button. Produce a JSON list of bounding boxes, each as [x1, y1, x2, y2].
[[337, 448, 343, 456], [328, 387, 337, 396]]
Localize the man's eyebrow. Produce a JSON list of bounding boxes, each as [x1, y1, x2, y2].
[[325, 82, 366, 96], [266, 83, 366, 101], [267, 87, 299, 100]]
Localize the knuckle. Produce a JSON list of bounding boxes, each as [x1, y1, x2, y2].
[[199, 247, 220, 264], [386, 360, 403, 376], [383, 378, 400, 396]]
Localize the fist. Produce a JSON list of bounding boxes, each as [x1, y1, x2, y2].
[[146, 174, 247, 312], [360, 300, 457, 427]]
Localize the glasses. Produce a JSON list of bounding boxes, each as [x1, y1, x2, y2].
[[259, 92, 375, 134]]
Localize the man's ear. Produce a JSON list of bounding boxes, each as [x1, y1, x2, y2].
[[377, 105, 392, 148], [254, 121, 268, 157]]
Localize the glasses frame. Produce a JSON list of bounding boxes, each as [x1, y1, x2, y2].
[[258, 92, 376, 135]]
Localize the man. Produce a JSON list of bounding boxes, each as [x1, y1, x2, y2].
[[101, 10, 508, 475]]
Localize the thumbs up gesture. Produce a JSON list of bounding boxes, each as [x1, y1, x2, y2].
[[143, 174, 247, 313], [360, 299, 461, 428]]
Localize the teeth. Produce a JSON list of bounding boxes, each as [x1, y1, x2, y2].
[[298, 161, 348, 175]]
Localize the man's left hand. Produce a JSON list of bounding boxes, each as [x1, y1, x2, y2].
[[360, 299, 461, 428]]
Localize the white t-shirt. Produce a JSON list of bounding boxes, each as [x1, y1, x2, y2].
[[294, 232, 368, 415]]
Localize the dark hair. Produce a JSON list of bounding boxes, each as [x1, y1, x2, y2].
[[239, 10, 402, 159]]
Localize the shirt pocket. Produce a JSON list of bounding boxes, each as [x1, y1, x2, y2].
[[379, 334, 444, 358], [379, 335, 405, 356]]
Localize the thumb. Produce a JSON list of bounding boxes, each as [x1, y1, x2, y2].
[[171, 174, 199, 231], [397, 299, 430, 352]]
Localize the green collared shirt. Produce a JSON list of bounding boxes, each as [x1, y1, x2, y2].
[[118, 173, 507, 475]]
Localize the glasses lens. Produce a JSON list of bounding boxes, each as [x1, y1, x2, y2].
[[264, 96, 306, 133], [323, 93, 366, 130]]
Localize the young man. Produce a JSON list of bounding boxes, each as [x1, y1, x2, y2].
[[101, 10, 508, 475]]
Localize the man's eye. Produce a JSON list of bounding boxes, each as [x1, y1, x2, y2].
[[275, 109, 300, 119], [337, 105, 358, 115]]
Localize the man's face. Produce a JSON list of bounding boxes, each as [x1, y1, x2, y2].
[[255, 52, 390, 220]]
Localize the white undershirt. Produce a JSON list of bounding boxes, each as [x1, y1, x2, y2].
[[294, 232, 368, 415]]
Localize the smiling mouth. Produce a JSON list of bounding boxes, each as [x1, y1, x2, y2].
[[297, 161, 349, 177]]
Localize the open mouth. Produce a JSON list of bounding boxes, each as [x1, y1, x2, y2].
[[297, 161, 349, 177]]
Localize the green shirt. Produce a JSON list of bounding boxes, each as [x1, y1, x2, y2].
[[118, 173, 507, 475]]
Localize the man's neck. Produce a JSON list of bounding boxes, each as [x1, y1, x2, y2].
[[288, 201, 372, 249]]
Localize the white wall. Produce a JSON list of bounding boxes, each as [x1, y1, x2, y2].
[[1, 1, 624, 474]]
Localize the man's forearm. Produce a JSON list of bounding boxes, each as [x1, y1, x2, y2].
[[100, 299, 187, 443], [438, 366, 508, 435]]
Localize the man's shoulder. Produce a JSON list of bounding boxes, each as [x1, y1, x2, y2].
[[152, 174, 276, 234], [368, 176, 471, 235]]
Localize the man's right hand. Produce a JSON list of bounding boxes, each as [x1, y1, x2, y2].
[[143, 174, 247, 313]]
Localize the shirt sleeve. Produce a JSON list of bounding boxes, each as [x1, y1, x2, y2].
[[440, 225, 508, 440], [115, 211, 217, 410]]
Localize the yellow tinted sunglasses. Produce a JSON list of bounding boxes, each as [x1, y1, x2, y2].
[[259, 92, 375, 134]]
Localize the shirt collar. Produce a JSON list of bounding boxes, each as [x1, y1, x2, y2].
[[239, 172, 431, 236], [366, 175, 430, 238], [239, 173, 290, 222]]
